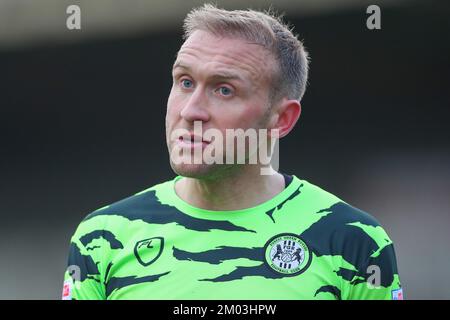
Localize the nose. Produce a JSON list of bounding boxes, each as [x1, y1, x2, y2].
[[180, 86, 210, 123]]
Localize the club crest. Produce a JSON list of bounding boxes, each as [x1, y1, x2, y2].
[[264, 233, 311, 276]]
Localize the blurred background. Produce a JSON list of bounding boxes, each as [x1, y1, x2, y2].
[[1, 0, 449, 299]]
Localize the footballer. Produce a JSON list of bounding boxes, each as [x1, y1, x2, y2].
[[62, 4, 403, 300]]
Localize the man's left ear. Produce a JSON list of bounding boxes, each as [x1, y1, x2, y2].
[[268, 99, 301, 138]]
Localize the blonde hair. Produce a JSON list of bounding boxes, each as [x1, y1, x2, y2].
[[183, 3, 309, 103]]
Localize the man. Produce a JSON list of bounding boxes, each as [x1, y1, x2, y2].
[[62, 4, 402, 300]]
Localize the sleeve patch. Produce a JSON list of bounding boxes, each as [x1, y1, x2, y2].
[[391, 288, 404, 300], [62, 280, 73, 300]]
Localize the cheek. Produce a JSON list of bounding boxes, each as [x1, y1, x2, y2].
[[167, 87, 176, 111], [242, 105, 260, 123], [232, 102, 266, 129], [166, 90, 181, 122]]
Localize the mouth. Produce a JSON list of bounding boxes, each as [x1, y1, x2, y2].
[[176, 133, 211, 148]]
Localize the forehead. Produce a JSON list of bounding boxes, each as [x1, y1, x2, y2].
[[174, 30, 275, 85]]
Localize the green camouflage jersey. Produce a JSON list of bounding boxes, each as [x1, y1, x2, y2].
[[62, 175, 403, 300]]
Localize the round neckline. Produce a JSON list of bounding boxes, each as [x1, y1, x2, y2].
[[168, 174, 302, 217]]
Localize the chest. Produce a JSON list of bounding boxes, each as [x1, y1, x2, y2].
[[104, 224, 340, 299]]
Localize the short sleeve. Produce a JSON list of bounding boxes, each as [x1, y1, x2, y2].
[[346, 241, 403, 300], [62, 214, 109, 300]]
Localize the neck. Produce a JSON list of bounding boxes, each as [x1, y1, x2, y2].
[[174, 166, 286, 211]]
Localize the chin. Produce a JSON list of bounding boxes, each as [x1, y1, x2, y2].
[[169, 160, 237, 181], [170, 161, 216, 179]]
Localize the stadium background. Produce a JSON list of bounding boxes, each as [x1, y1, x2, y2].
[[0, 0, 449, 299]]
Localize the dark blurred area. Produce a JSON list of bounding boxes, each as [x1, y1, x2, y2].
[[1, 0, 449, 299]]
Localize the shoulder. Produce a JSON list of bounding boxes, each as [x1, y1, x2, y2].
[[70, 178, 175, 239], [81, 178, 174, 222], [299, 179, 400, 288], [298, 178, 394, 264], [293, 178, 402, 297], [299, 178, 387, 235]]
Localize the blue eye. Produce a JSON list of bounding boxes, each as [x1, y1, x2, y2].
[[218, 86, 232, 96], [181, 79, 193, 88]]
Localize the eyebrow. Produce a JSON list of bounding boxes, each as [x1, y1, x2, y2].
[[172, 61, 245, 82]]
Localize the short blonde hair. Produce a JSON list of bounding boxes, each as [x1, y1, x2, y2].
[[183, 3, 309, 103]]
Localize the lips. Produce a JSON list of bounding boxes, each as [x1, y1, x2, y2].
[[174, 132, 211, 149], [178, 133, 210, 144]]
